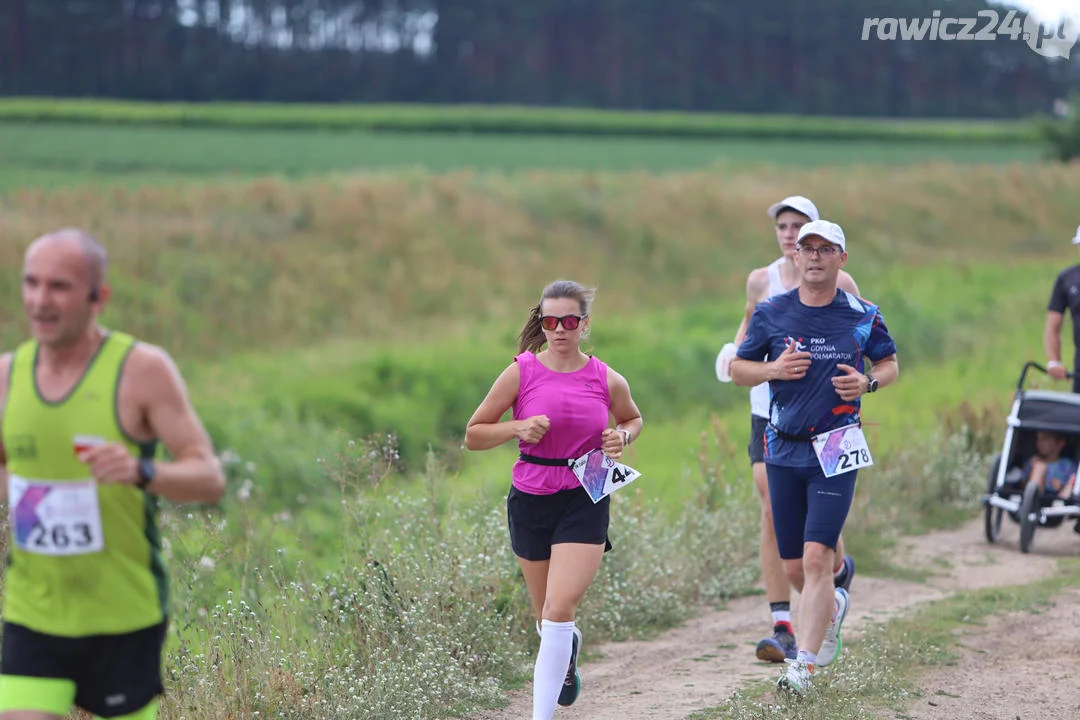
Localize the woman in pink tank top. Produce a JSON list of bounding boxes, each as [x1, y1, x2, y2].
[[465, 279, 643, 720]]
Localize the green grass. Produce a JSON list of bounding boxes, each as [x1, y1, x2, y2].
[[145, 427, 767, 719], [144, 405, 991, 720], [141, 393, 997, 720], [0, 122, 1042, 192], [175, 257, 1055, 510], [6, 162, 1076, 361], [159, 252, 1044, 618], [2, 161, 1069, 521], [0, 97, 1040, 142], [0, 126, 1061, 717], [0, 135, 1066, 713]]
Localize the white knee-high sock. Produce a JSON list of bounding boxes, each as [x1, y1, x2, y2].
[[533, 619, 575, 720]]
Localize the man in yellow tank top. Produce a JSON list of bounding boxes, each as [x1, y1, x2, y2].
[[0, 229, 226, 720]]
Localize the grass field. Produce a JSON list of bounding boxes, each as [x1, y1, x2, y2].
[[0, 98, 1040, 141], [2, 160, 1076, 509], [168, 254, 1051, 528], [0, 122, 1044, 192], [0, 107, 1075, 719], [4, 162, 1077, 358]]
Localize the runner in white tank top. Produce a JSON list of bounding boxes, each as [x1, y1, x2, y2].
[[722, 196, 862, 666], [748, 258, 795, 419]]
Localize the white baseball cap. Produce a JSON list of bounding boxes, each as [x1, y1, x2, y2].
[[767, 195, 820, 222], [797, 220, 846, 252], [1071, 224, 1080, 245]]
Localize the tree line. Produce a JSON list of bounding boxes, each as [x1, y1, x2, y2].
[[0, 0, 1076, 118]]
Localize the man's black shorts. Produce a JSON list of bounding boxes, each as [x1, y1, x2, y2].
[[0, 619, 167, 717], [748, 414, 768, 464], [507, 485, 612, 561]]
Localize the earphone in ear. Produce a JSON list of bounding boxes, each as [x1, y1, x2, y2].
[[89, 287, 99, 302]]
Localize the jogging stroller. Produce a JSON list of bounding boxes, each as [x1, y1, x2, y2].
[[982, 362, 1080, 554]]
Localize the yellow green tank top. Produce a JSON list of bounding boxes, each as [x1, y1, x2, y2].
[[2, 331, 166, 637]]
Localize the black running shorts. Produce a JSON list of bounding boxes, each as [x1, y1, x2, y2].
[[0, 619, 167, 718], [748, 414, 768, 464], [507, 485, 612, 561]]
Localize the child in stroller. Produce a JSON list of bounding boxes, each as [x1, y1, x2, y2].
[[1020, 430, 1078, 502], [983, 362, 1080, 553]]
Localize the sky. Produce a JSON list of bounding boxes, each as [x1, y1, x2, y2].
[[999, 0, 1080, 21]]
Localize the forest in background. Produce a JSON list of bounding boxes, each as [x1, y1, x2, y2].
[[1, 0, 1077, 118]]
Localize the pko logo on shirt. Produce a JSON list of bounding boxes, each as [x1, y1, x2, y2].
[[859, 9, 1079, 59], [784, 336, 807, 353]]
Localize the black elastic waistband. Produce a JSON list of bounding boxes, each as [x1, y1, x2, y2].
[[519, 453, 574, 467], [768, 424, 813, 443], [768, 421, 861, 443]]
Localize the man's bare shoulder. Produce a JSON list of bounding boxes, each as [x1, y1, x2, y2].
[[0, 352, 12, 390], [746, 266, 770, 300], [124, 342, 185, 386], [838, 270, 861, 297], [0, 352, 13, 422]]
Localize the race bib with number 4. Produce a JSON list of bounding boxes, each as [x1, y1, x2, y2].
[[812, 424, 874, 478], [8, 476, 105, 557], [571, 449, 643, 504]]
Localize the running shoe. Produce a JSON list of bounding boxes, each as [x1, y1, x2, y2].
[[776, 658, 814, 694], [817, 587, 849, 667], [755, 624, 797, 663], [834, 554, 856, 591], [558, 626, 583, 706]]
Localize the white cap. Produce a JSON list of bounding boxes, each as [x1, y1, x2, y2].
[[1072, 224, 1080, 245], [767, 195, 820, 222], [797, 220, 846, 252]]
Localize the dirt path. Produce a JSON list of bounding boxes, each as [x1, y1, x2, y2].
[[889, 520, 1080, 720], [468, 515, 1076, 720]]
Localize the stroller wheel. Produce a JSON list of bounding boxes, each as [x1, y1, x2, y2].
[[984, 454, 1003, 544], [1019, 482, 1039, 554], [985, 505, 1004, 543]]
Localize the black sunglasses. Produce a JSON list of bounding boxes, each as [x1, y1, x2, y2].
[[539, 315, 586, 331]]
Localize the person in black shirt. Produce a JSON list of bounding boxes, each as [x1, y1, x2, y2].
[[1044, 225, 1080, 392]]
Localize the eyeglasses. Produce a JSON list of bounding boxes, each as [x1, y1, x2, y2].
[[796, 245, 841, 257], [539, 315, 586, 331]]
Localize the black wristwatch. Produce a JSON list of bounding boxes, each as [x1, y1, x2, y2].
[[866, 374, 879, 394], [137, 458, 156, 490]]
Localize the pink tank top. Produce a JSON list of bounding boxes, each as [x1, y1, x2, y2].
[[512, 351, 612, 495]]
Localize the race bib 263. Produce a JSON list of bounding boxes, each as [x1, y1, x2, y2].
[[9, 476, 105, 557]]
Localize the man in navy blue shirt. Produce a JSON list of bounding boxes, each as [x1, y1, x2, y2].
[[731, 219, 899, 694], [1044, 225, 1080, 391]]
